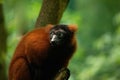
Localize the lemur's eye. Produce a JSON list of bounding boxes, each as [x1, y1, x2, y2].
[[58, 33, 64, 38]]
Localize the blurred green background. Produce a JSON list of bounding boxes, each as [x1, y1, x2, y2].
[[1, 0, 120, 80]]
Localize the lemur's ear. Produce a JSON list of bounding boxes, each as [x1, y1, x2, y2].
[[45, 24, 54, 32], [68, 25, 78, 32]]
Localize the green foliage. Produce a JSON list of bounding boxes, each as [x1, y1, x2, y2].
[[0, 0, 3, 3], [62, 0, 120, 80], [3, 0, 120, 80]]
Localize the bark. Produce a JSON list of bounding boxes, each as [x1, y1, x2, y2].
[[35, 0, 70, 27], [0, 3, 7, 80]]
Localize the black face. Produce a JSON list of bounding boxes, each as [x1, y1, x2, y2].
[[49, 25, 72, 46]]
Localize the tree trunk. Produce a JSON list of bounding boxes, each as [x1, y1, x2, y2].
[[0, 3, 7, 80], [35, 0, 69, 27]]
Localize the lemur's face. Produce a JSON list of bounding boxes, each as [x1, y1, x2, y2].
[[49, 25, 72, 46]]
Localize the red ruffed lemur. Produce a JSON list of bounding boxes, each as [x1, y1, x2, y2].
[[9, 24, 77, 80]]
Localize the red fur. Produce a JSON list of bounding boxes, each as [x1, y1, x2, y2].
[[9, 24, 77, 80]]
